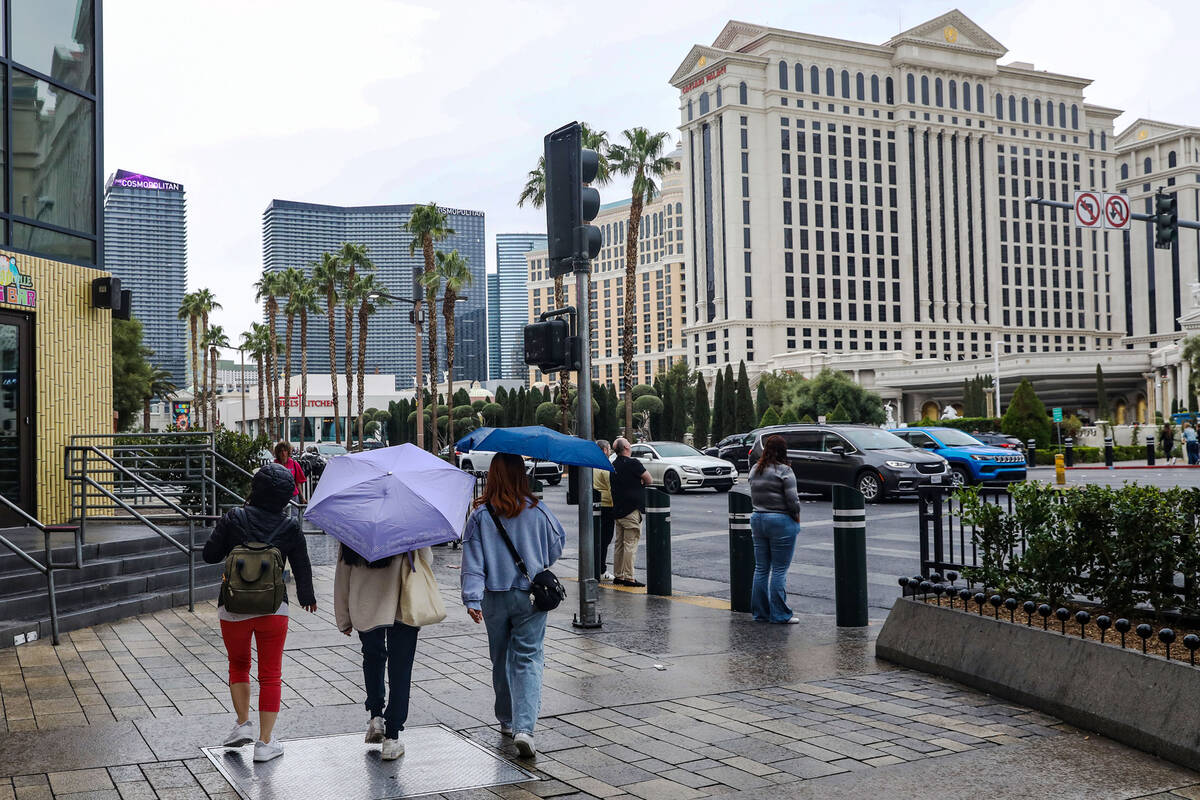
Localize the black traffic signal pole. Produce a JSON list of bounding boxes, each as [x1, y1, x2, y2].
[[1026, 195, 1200, 230]]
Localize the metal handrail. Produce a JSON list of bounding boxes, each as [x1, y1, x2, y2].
[[0, 493, 84, 646]]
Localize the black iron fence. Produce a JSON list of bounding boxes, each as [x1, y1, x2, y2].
[[917, 485, 1016, 577]]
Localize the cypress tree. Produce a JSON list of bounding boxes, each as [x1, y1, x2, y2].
[[1095, 364, 1108, 420], [780, 407, 799, 424], [828, 401, 851, 422], [722, 364, 737, 435], [711, 369, 726, 442], [756, 382, 769, 421], [735, 361, 755, 433], [1001, 378, 1052, 448], [760, 407, 781, 427], [694, 377, 711, 448]]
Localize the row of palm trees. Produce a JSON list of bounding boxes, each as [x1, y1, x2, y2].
[[176, 289, 226, 430], [518, 124, 677, 435]]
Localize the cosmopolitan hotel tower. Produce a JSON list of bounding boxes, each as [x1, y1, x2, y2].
[[671, 11, 1131, 377], [261, 201, 486, 391], [103, 170, 188, 388]]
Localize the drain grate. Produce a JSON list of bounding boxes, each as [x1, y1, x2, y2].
[[201, 725, 538, 800]]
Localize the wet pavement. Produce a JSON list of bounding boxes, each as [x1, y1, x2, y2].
[[0, 547, 1198, 799]]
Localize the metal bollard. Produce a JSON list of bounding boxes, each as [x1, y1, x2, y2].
[[1026, 440, 1037, 467], [592, 489, 603, 581], [1146, 435, 1156, 467], [1104, 436, 1114, 469], [728, 490, 754, 613], [1055, 453, 1066, 485], [645, 488, 671, 596], [832, 486, 868, 627], [1064, 437, 1074, 468]]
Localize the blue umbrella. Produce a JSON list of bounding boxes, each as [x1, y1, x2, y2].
[[304, 443, 476, 562], [456, 426, 613, 472]]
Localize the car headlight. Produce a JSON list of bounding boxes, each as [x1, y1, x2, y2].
[[884, 461, 911, 470], [970, 454, 993, 461], [681, 465, 701, 474]]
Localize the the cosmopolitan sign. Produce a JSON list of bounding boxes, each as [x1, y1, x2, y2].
[[681, 65, 726, 93], [112, 169, 183, 192], [436, 207, 484, 218]]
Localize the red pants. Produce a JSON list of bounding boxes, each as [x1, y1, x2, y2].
[[220, 615, 288, 712]]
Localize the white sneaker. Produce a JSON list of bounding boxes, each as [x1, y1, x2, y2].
[[223, 720, 254, 748], [600, 572, 615, 582], [365, 716, 386, 744], [381, 737, 405, 761], [253, 738, 284, 762], [786, 617, 800, 624], [513, 732, 536, 758], [499, 723, 514, 737]]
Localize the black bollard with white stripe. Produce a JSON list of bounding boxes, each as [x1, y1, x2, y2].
[[832, 485, 868, 627]]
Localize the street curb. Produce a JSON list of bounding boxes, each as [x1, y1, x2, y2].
[[875, 597, 1200, 772]]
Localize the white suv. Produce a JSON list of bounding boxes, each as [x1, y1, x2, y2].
[[457, 450, 563, 486]]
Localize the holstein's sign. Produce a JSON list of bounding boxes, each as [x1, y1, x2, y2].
[[0, 257, 35, 308], [681, 65, 726, 93]]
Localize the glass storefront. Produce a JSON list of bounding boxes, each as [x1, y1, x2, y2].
[[0, 309, 32, 524]]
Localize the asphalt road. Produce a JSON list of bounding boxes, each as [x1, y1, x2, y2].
[[540, 466, 1200, 617]]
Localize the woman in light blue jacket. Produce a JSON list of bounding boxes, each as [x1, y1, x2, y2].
[[461, 453, 565, 759]]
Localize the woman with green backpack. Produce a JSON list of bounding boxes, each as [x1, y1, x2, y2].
[[202, 462, 316, 763]]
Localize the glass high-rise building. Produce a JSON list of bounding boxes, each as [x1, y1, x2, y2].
[[487, 272, 500, 380], [103, 170, 188, 388], [495, 233, 545, 380], [261, 201, 486, 389]]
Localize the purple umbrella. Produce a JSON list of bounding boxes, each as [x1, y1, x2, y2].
[[304, 444, 475, 562]]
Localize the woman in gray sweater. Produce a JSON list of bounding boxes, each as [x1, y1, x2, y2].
[[747, 434, 801, 624]]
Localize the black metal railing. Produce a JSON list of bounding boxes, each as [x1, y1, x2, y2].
[[918, 485, 1015, 577], [0, 493, 84, 645]]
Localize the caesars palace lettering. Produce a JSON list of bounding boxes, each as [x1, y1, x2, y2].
[[681, 65, 726, 93]]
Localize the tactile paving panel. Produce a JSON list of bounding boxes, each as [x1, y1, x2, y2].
[[201, 725, 538, 800]]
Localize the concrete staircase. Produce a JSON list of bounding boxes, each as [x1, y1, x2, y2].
[[0, 525, 223, 649]]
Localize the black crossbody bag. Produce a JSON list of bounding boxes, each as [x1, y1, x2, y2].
[[485, 503, 566, 612]]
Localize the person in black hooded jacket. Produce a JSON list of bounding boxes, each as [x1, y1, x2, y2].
[[202, 462, 316, 763]]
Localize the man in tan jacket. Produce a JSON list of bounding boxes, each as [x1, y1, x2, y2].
[[593, 440, 615, 581]]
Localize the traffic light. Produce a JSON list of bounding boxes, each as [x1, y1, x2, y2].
[[1155, 189, 1178, 250], [523, 317, 580, 373], [544, 121, 602, 277]]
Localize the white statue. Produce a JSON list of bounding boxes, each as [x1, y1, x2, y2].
[[1191, 282, 1200, 308], [884, 402, 896, 428], [941, 405, 959, 419]]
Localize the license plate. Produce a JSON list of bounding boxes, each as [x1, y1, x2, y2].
[[931, 475, 943, 484]]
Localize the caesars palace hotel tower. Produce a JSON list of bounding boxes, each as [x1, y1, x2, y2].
[[670, 11, 1127, 375]]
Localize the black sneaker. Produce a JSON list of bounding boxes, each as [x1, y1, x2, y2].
[[618, 579, 646, 588]]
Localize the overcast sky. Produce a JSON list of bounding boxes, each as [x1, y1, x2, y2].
[[103, 0, 1200, 351]]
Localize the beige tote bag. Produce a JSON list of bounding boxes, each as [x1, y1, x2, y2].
[[399, 550, 447, 627]]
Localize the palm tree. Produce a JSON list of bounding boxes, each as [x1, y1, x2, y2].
[[338, 243, 374, 448], [254, 271, 288, 439], [422, 249, 473, 449], [287, 278, 322, 450], [193, 288, 222, 429], [240, 324, 269, 438], [607, 127, 677, 435], [404, 203, 454, 456], [518, 124, 611, 432], [202, 325, 230, 428], [311, 253, 345, 445], [278, 266, 306, 441], [143, 367, 177, 433], [352, 274, 388, 449], [177, 292, 202, 427]]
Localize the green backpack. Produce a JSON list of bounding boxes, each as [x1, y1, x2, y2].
[[218, 509, 291, 615]]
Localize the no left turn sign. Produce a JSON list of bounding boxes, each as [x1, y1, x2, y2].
[[1103, 193, 1131, 230], [1074, 191, 1102, 228]]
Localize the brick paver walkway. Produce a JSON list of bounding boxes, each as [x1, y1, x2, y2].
[[1, 546, 1198, 799]]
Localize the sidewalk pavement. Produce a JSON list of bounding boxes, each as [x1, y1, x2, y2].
[[1, 543, 1198, 799]]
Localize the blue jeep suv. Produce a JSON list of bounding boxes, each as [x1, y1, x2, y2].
[[888, 427, 1027, 487]]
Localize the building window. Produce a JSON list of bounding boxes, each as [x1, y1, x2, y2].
[[1071, 104, 1079, 129], [976, 84, 983, 113], [1169, 151, 1178, 168], [1059, 102, 1067, 128], [739, 81, 747, 104], [699, 92, 709, 114], [13, 1, 97, 93], [1021, 97, 1029, 123], [963, 81, 971, 111], [715, 86, 722, 106], [841, 69, 850, 98], [1144, 157, 1152, 174], [778, 60, 788, 90], [920, 75, 929, 104], [995, 93, 1003, 119], [887, 77, 895, 104], [1033, 99, 1041, 125], [687, 99, 692, 121], [856, 71, 865, 101], [948, 79, 957, 109], [1046, 100, 1054, 127], [1120, 163, 1129, 180], [934, 77, 943, 107], [811, 65, 819, 94], [907, 73, 915, 103], [826, 68, 835, 96]]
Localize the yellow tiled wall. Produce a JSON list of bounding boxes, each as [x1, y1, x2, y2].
[[0, 249, 113, 522]]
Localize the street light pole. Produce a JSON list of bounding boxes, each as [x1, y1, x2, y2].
[[239, 346, 247, 434], [574, 264, 599, 628]]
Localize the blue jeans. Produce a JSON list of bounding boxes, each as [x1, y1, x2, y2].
[[481, 589, 547, 735], [751, 512, 799, 623], [359, 622, 419, 739], [1188, 440, 1199, 465]]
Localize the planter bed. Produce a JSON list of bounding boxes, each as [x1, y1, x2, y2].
[[877, 596, 1200, 771]]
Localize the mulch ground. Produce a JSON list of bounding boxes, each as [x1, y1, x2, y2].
[[918, 593, 1200, 663]]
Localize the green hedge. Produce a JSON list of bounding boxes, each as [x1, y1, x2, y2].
[[1031, 445, 1182, 464], [913, 416, 1001, 433], [958, 482, 1200, 615]]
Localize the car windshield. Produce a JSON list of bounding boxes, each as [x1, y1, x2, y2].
[[931, 429, 984, 447], [318, 444, 347, 455], [653, 443, 703, 458], [840, 428, 911, 450]]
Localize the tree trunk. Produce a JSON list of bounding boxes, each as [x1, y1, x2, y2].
[[284, 313, 294, 442], [299, 310, 308, 450], [200, 312, 210, 429], [143, 397, 151, 433], [344, 266, 356, 449], [267, 301, 280, 440], [210, 347, 219, 429], [189, 317, 199, 430], [443, 292, 456, 451], [256, 355, 265, 440], [622, 189, 645, 437], [357, 299, 369, 449], [423, 235, 439, 458], [326, 287, 340, 445]]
